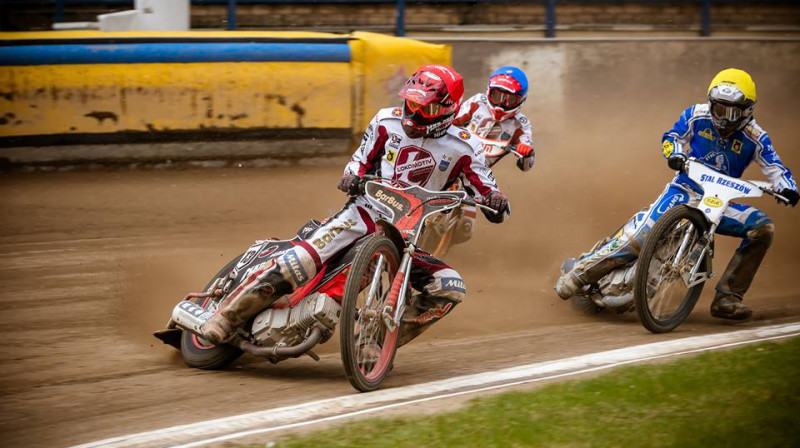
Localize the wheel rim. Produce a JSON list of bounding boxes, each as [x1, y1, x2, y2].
[[352, 247, 398, 382], [645, 219, 698, 320]]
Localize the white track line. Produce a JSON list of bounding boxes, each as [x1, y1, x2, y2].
[[71, 323, 800, 448]]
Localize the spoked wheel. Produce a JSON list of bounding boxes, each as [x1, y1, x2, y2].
[[340, 234, 401, 392], [634, 205, 710, 333], [180, 256, 244, 369]]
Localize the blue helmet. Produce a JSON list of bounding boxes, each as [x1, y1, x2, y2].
[[486, 66, 528, 120]]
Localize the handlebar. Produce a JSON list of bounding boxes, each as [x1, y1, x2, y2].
[[684, 157, 791, 205], [758, 185, 791, 204]]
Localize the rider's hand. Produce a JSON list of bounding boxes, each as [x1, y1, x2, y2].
[[484, 191, 509, 214], [337, 174, 361, 196], [667, 153, 687, 172], [778, 188, 799, 207], [516, 142, 534, 158]]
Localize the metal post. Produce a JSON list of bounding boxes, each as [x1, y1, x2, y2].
[[227, 0, 237, 31], [395, 0, 406, 37], [545, 0, 556, 38], [700, 0, 711, 37], [55, 0, 65, 23]]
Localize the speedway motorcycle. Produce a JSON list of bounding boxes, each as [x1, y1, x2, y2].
[[561, 158, 789, 334], [155, 177, 493, 392], [419, 133, 522, 258]]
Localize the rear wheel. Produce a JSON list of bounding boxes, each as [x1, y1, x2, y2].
[[180, 256, 244, 369], [340, 235, 401, 392], [634, 206, 710, 333]]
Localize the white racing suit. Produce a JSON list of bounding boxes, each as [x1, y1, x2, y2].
[[430, 93, 534, 246], [204, 107, 507, 345], [557, 105, 797, 317], [456, 93, 534, 171]]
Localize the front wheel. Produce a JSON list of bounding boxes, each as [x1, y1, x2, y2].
[[340, 234, 401, 392], [634, 205, 710, 333]]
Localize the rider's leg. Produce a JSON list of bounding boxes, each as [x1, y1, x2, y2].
[[200, 203, 375, 344], [556, 184, 693, 299], [711, 204, 774, 320], [398, 251, 465, 348]]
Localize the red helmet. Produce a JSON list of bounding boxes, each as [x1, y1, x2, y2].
[[398, 65, 464, 139]]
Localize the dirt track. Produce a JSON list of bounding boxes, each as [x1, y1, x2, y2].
[[2, 121, 799, 447]]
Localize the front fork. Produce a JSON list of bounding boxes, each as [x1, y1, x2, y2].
[[382, 243, 414, 333], [674, 222, 716, 288]]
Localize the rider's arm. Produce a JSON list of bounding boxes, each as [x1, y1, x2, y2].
[[513, 114, 535, 172], [661, 105, 696, 162], [452, 94, 480, 127], [753, 129, 798, 193], [344, 114, 386, 177], [459, 152, 509, 223]]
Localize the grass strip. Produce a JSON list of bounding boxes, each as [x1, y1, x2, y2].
[[251, 337, 800, 448]]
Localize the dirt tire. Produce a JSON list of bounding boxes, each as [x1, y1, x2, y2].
[[634, 205, 710, 334], [340, 234, 401, 392], [180, 256, 244, 369]]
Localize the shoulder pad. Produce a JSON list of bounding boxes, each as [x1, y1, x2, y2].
[[744, 120, 765, 141], [691, 103, 711, 117], [446, 126, 481, 153], [375, 107, 403, 121], [478, 94, 488, 103]]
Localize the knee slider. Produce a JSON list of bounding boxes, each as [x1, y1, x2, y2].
[[747, 222, 774, 246]]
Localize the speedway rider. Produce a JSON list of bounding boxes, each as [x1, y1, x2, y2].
[[454, 65, 535, 170], [425, 66, 533, 247], [555, 68, 798, 320], [194, 65, 510, 346]]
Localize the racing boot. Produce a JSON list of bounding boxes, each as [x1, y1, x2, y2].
[[555, 258, 584, 300], [398, 294, 460, 348], [710, 293, 752, 320], [174, 269, 293, 345], [710, 223, 773, 321]]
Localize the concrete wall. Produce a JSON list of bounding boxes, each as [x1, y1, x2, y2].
[[0, 31, 450, 146], [2, 36, 799, 169]]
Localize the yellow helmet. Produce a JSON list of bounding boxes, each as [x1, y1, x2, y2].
[[707, 68, 756, 137]]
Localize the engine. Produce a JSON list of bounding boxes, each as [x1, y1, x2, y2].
[[596, 263, 637, 308], [250, 292, 341, 348]]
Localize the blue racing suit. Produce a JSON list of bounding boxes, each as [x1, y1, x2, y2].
[[567, 103, 797, 301]]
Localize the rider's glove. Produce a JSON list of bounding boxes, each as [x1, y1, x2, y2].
[[337, 174, 361, 196], [485, 191, 509, 213], [778, 188, 799, 207], [516, 142, 534, 158], [667, 153, 687, 172]]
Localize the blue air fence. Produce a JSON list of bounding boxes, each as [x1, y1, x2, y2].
[[33, 0, 797, 37]]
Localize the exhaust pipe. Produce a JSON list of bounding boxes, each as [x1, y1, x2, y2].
[[235, 326, 324, 360]]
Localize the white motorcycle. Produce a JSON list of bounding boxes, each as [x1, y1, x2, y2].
[[564, 158, 789, 333], [634, 158, 789, 333]]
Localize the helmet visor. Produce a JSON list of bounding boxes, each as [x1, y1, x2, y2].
[[488, 88, 523, 110], [711, 102, 744, 122]]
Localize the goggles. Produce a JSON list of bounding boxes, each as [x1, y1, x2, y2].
[[488, 88, 523, 110], [711, 101, 746, 122], [405, 100, 452, 119]]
